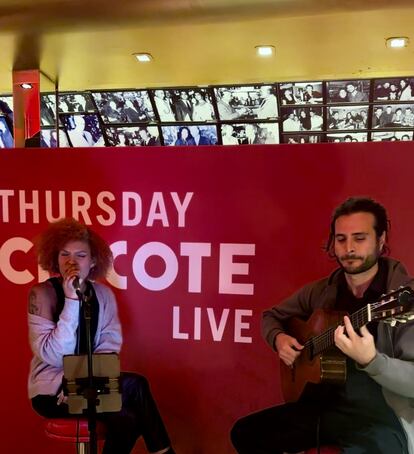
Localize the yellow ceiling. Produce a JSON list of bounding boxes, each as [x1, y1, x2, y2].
[[0, 0, 413, 93]]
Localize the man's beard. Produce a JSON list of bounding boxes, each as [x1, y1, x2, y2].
[[336, 249, 381, 275]]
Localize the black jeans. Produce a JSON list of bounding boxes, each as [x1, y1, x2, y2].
[[32, 372, 171, 454], [231, 361, 408, 454], [230, 400, 408, 454]]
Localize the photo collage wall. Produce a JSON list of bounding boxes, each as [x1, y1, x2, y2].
[[0, 76, 413, 148]]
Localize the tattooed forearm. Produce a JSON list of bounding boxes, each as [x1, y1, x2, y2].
[[28, 290, 40, 315]]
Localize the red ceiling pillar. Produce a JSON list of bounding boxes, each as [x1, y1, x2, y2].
[[12, 69, 41, 147]]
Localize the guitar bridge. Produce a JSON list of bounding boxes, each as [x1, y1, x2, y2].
[[320, 351, 346, 385]]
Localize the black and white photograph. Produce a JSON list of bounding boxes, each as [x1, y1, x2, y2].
[[282, 134, 322, 144], [327, 105, 369, 130], [40, 95, 57, 126], [92, 90, 155, 123], [373, 78, 414, 101], [58, 93, 96, 113], [372, 104, 414, 128], [0, 96, 13, 115], [279, 82, 323, 105], [221, 122, 279, 145], [281, 107, 324, 132], [151, 88, 216, 122], [105, 125, 161, 147], [0, 96, 14, 129], [0, 116, 13, 148], [161, 124, 218, 146], [371, 130, 414, 141], [61, 114, 105, 147], [327, 80, 370, 103], [326, 132, 368, 142], [40, 129, 71, 148], [214, 85, 278, 121]]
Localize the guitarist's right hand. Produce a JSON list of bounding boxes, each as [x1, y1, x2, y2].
[[275, 333, 304, 366]]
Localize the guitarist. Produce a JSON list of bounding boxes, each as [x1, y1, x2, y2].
[[231, 197, 413, 454]]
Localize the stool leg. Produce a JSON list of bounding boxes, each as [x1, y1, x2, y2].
[[77, 442, 89, 454]]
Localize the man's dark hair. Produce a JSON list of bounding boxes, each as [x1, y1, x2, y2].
[[326, 197, 390, 257]]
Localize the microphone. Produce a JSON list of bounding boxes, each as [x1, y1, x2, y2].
[[72, 276, 81, 292]]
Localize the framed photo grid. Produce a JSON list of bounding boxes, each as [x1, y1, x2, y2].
[[4, 76, 414, 148]]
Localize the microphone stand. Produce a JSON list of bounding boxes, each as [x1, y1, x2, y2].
[[76, 285, 98, 454]]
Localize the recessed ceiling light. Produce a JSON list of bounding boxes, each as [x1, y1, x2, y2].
[[255, 45, 275, 57], [133, 53, 153, 62], [386, 37, 409, 48], [20, 83, 33, 89]]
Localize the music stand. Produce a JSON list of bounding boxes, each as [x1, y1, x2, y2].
[[63, 353, 122, 414]]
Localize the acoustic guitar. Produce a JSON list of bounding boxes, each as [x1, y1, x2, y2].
[[280, 286, 414, 402]]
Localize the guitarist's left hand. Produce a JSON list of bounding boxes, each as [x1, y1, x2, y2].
[[334, 315, 376, 367]]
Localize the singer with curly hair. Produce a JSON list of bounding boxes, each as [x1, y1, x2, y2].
[[28, 217, 175, 454]]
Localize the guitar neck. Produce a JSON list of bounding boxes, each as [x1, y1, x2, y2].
[[308, 305, 369, 357]]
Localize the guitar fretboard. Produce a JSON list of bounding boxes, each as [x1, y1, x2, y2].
[[304, 306, 369, 358]]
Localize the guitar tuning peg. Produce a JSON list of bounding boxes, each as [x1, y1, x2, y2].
[[395, 317, 407, 324]]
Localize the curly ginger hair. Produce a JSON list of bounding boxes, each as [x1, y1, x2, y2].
[[35, 218, 113, 280]]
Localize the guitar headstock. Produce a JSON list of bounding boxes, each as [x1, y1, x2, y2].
[[370, 286, 414, 325]]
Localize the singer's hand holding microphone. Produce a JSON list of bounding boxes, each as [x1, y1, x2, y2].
[[63, 262, 82, 300]]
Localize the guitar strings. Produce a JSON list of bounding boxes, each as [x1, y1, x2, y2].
[[305, 306, 368, 356], [302, 292, 400, 357]]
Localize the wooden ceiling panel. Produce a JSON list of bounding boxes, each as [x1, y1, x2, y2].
[[0, 1, 412, 92]]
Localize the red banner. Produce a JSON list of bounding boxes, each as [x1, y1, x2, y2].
[[1, 143, 414, 453]]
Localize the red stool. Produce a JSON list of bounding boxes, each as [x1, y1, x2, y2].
[[305, 447, 341, 454], [44, 418, 106, 454]]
